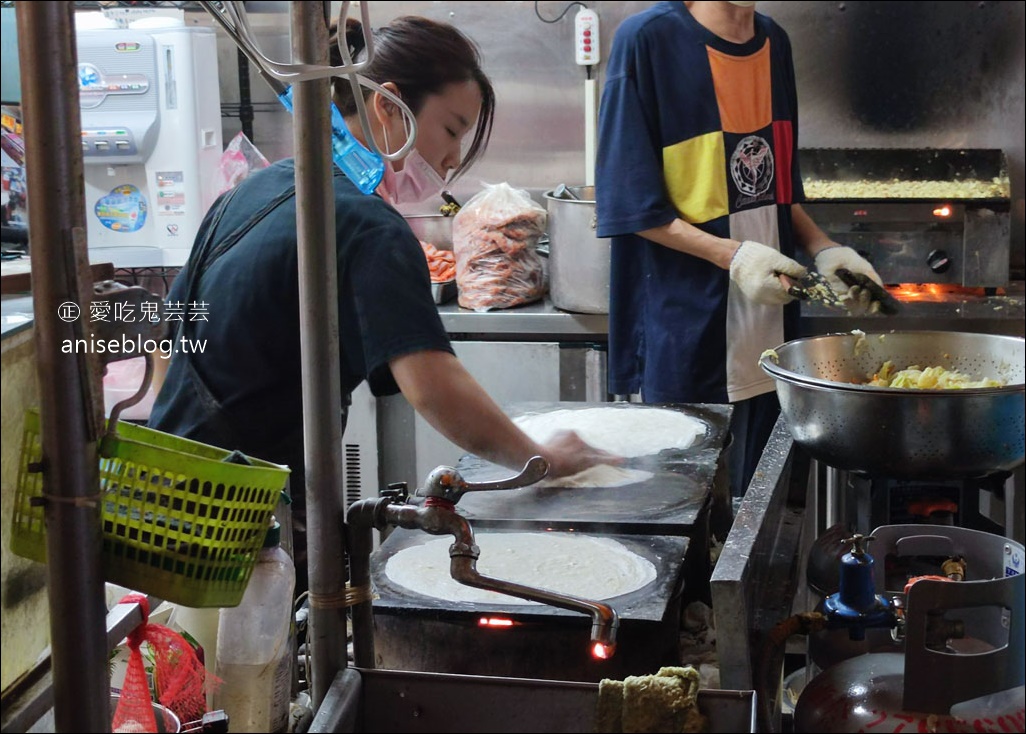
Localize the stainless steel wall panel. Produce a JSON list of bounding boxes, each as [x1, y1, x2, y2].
[[201, 2, 1024, 271]]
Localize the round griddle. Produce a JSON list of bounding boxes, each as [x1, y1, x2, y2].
[[371, 527, 688, 624], [454, 402, 731, 536], [369, 527, 691, 681]]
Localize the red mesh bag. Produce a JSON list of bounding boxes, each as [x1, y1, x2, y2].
[[112, 594, 217, 733]]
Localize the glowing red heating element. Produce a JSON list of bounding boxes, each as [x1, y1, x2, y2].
[[591, 642, 616, 660], [477, 616, 516, 628], [889, 282, 1005, 302]]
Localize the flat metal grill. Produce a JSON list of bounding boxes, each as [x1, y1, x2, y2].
[[798, 148, 1012, 289]]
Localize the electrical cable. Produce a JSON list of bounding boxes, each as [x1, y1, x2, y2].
[[227, 0, 415, 159], [534, 1, 588, 24], [532, 3, 595, 79]]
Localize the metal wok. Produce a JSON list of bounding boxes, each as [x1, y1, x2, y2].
[[758, 331, 1025, 479]]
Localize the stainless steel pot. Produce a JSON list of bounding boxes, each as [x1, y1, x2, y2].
[[110, 694, 181, 732], [759, 331, 1025, 479], [404, 214, 454, 249], [543, 186, 610, 314]]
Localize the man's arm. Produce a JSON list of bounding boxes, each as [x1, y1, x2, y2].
[[636, 217, 740, 268], [634, 217, 807, 306], [791, 202, 884, 312], [791, 203, 839, 258], [638, 204, 837, 267]]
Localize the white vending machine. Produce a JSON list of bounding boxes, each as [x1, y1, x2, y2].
[[78, 19, 222, 267]]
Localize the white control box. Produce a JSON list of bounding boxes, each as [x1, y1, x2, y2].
[[575, 8, 599, 66]]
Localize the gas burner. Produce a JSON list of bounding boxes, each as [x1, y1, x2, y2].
[[888, 283, 1007, 302]]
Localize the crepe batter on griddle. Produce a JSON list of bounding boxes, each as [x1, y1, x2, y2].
[[513, 407, 705, 487], [384, 532, 657, 604]]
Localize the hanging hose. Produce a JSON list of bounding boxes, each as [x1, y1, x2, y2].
[[198, 1, 418, 161], [756, 612, 830, 732], [197, 1, 423, 194]]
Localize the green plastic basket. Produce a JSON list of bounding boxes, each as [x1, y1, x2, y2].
[[11, 409, 290, 608]]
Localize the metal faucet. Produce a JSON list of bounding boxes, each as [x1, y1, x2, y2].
[[346, 457, 620, 666]]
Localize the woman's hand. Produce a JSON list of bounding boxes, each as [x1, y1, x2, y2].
[[391, 350, 624, 480], [535, 429, 624, 479]]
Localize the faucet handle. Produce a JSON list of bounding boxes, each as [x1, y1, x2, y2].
[[463, 456, 549, 493], [415, 456, 549, 503], [380, 482, 409, 503]]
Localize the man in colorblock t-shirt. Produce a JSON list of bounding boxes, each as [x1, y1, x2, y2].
[[596, 1, 885, 500]]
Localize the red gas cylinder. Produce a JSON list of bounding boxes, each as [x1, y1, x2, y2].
[[794, 653, 1025, 733]]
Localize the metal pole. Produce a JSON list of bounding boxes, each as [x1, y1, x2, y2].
[[16, 3, 109, 732], [290, 0, 349, 710], [237, 48, 254, 142]]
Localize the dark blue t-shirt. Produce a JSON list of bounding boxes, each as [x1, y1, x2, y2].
[[596, 2, 803, 403], [148, 159, 453, 472]]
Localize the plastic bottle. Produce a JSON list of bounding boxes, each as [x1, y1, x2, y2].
[[277, 85, 385, 195], [214, 517, 296, 733]]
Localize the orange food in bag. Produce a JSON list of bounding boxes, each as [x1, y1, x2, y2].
[[453, 183, 547, 312]]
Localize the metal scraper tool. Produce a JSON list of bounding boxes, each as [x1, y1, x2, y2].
[[785, 270, 845, 308]]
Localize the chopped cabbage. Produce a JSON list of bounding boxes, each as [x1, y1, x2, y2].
[[866, 360, 1005, 389], [851, 330, 867, 356]]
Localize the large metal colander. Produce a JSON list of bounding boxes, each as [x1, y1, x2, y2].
[[759, 331, 1025, 479]]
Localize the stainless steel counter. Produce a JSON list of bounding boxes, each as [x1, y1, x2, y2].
[[711, 416, 807, 732], [440, 281, 1026, 340], [1, 295, 34, 340], [798, 280, 1026, 338], [437, 298, 608, 339]]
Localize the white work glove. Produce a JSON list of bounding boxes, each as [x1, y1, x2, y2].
[[729, 240, 807, 306], [814, 245, 884, 315]]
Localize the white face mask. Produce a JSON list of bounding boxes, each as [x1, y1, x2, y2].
[[379, 126, 447, 206]]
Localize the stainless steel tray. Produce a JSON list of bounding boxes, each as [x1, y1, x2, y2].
[[340, 668, 757, 733], [797, 148, 1011, 203], [431, 279, 457, 305]]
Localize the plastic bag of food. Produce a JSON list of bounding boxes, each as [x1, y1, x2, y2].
[[452, 182, 547, 312], [213, 131, 270, 196]]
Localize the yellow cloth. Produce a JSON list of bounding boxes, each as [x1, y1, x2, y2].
[[595, 666, 707, 733]]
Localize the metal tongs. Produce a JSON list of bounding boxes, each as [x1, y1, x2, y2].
[[180, 710, 229, 732], [439, 190, 462, 217], [552, 183, 581, 201], [785, 270, 845, 308], [836, 268, 902, 315]]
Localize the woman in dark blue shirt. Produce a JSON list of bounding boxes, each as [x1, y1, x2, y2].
[[151, 17, 617, 592]]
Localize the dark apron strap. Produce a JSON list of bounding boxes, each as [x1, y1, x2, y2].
[[165, 184, 299, 446], [181, 184, 298, 321], [166, 180, 350, 470]]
